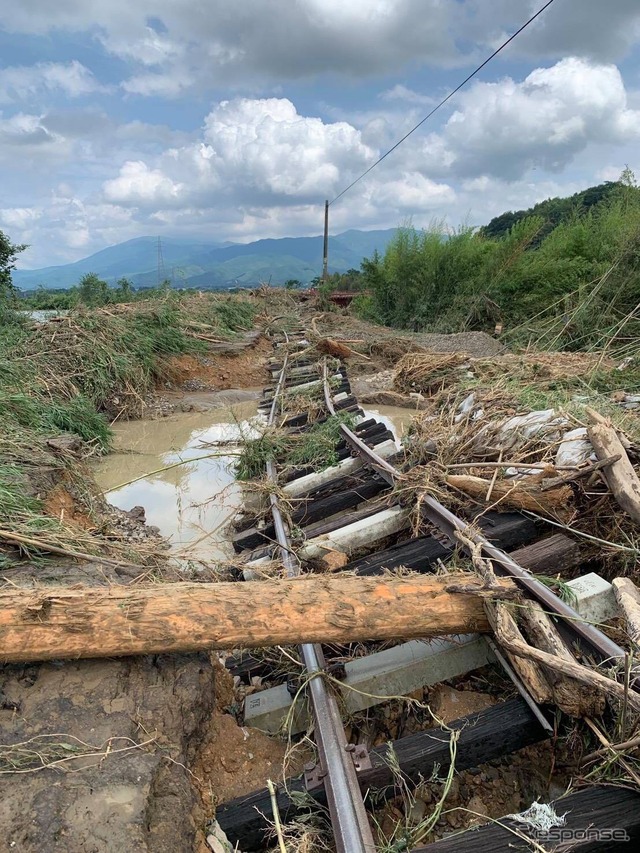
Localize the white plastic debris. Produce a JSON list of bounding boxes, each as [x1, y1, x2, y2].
[[454, 392, 476, 423], [497, 410, 568, 444], [507, 801, 567, 833], [556, 427, 594, 468]]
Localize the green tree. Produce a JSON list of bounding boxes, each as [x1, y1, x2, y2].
[[284, 278, 302, 290], [115, 277, 133, 301], [0, 229, 28, 311], [78, 272, 110, 307]]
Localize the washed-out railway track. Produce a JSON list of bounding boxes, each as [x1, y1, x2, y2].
[[218, 331, 639, 851]]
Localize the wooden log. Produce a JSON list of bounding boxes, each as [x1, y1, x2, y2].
[[508, 533, 582, 574], [490, 603, 553, 703], [587, 407, 640, 524], [0, 573, 516, 664], [519, 599, 604, 717], [418, 785, 640, 852], [486, 598, 640, 711], [446, 473, 573, 519], [612, 577, 640, 646], [217, 697, 549, 850]]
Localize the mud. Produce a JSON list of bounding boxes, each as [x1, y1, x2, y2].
[[0, 654, 216, 852], [165, 337, 271, 393]]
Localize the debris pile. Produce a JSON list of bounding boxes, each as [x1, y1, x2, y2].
[[396, 349, 640, 574]]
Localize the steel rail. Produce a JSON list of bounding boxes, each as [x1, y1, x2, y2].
[[322, 359, 625, 665], [265, 341, 376, 853]]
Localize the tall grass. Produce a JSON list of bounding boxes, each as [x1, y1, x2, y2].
[[359, 181, 640, 351]]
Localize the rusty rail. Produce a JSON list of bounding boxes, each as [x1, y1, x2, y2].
[[265, 339, 376, 853]]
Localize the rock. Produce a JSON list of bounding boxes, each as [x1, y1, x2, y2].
[[429, 685, 496, 725], [467, 795, 489, 821], [408, 798, 427, 824], [126, 505, 146, 521], [46, 435, 83, 454], [318, 550, 349, 571]]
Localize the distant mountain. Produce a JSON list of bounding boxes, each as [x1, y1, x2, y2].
[[13, 229, 397, 291]]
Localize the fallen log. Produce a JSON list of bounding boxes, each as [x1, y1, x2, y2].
[[0, 573, 515, 664], [587, 407, 640, 524], [612, 577, 640, 646], [486, 599, 640, 711], [446, 473, 573, 519]]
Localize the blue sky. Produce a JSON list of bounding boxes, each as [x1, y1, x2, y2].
[[1, 0, 639, 268]]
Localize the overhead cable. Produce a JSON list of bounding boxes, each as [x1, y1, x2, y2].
[[329, 0, 557, 205]]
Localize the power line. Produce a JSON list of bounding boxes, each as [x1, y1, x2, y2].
[[329, 0, 557, 206]]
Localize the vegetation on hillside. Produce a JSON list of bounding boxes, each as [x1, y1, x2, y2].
[[356, 172, 640, 352], [480, 180, 621, 240], [0, 229, 27, 318]]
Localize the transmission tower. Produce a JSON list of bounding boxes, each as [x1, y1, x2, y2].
[[157, 236, 167, 286]]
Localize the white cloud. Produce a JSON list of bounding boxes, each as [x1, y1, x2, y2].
[[121, 70, 194, 98], [414, 58, 640, 181], [0, 1, 460, 95], [103, 161, 184, 205], [380, 84, 435, 106], [103, 97, 375, 207], [468, 0, 640, 64], [0, 113, 57, 147], [1, 0, 639, 103], [0, 61, 104, 104]]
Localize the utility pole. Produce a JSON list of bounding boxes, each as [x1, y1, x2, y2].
[[322, 199, 329, 282]]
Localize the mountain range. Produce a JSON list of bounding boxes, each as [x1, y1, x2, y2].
[[13, 229, 397, 291]]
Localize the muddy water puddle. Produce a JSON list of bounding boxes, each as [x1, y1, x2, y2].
[[95, 401, 258, 561], [95, 401, 414, 562], [363, 404, 417, 439]]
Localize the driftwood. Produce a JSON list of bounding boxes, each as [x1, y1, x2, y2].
[[446, 473, 572, 518], [0, 573, 516, 664], [587, 407, 640, 524], [486, 600, 640, 712], [490, 603, 553, 703], [612, 577, 640, 646], [519, 599, 605, 717], [540, 454, 620, 491]]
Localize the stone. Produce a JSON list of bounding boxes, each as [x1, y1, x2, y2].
[[408, 799, 427, 824]]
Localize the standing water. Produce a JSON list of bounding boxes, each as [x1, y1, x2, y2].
[[95, 401, 258, 562], [95, 401, 415, 562]]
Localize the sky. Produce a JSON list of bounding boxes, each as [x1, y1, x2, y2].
[[1, 0, 640, 269]]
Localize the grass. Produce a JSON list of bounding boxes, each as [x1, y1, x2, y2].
[[235, 412, 357, 481], [357, 179, 640, 353]]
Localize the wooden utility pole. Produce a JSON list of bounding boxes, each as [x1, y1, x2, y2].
[[322, 199, 329, 281]]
